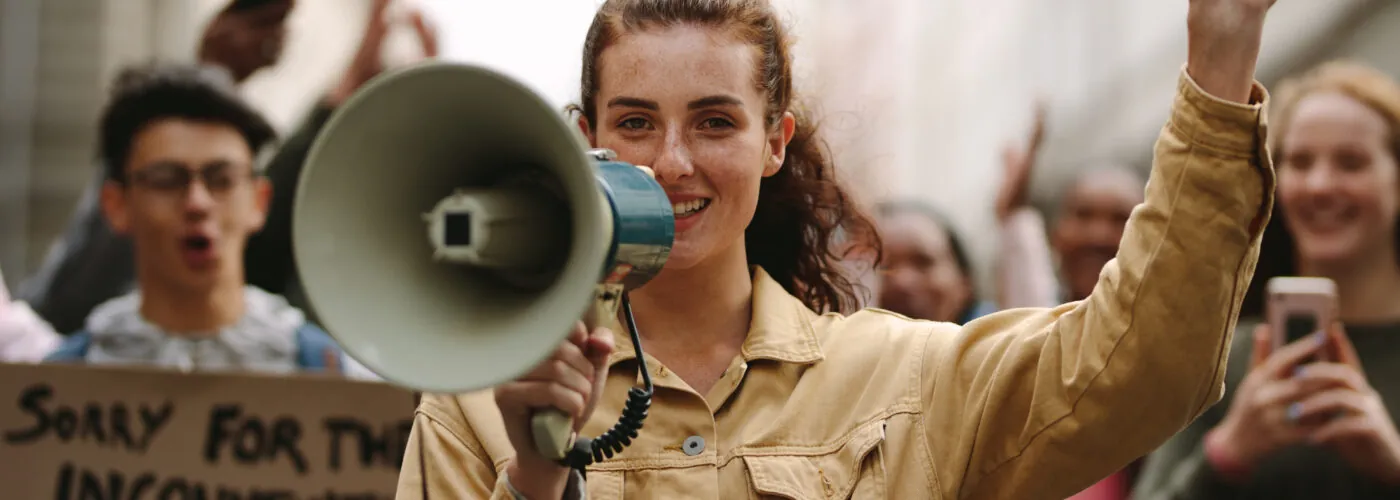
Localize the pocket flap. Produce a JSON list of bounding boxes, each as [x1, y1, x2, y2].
[[744, 421, 886, 499]]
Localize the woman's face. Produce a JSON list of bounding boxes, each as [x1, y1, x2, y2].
[[1278, 92, 1399, 266], [582, 25, 794, 271], [876, 212, 973, 322]]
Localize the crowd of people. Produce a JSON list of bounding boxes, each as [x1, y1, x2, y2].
[[4, 0, 1400, 498]]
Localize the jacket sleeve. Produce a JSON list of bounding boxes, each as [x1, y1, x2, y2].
[[17, 170, 134, 334], [921, 67, 1274, 499], [396, 394, 588, 500], [1131, 322, 1261, 500]]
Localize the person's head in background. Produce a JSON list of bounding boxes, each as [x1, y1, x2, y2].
[[98, 64, 275, 325], [573, 0, 876, 314], [1242, 61, 1400, 320], [875, 201, 979, 323], [1051, 166, 1145, 301], [198, 0, 296, 83]]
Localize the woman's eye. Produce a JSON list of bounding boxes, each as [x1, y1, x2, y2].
[[619, 117, 650, 130], [700, 117, 734, 129]]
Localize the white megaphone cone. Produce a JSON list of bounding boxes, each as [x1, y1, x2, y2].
[[292, 61, 673, 466]]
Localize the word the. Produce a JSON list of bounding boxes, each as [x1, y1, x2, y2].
[[323, 418, 414, 472]]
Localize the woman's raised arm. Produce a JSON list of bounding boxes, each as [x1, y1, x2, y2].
[[919, 1, 1278, 497]]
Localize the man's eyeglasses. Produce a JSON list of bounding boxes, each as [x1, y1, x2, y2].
[[128, 162, 254, 194]]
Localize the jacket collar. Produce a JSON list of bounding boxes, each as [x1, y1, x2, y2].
[[608, 266, 824, 366]]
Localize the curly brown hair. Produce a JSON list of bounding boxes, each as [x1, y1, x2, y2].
[[573, 0, 879, 314]]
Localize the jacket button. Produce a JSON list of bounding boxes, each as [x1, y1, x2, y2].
[[682, 435, 705, 456]]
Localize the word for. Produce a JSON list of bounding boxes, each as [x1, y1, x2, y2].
[[204, 405, 309, 475], [202, 406, 413, 475], [4, 384, 174, 453], [51, 462, 392, 500]]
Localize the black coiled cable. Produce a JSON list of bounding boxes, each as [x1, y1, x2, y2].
[[560, 292, 654, 475]]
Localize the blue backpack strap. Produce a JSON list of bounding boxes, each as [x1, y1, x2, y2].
[[295, 323, 343, 372], [44, 330, 94, 363]]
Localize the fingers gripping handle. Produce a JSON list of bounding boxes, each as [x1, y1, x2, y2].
[[530, 285, 624, 461]]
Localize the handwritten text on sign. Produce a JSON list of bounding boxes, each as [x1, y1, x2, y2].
[[0, 363, 417, 500]]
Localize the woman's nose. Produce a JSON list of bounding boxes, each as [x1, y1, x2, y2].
[[1302, 163, 1342, 193], [651, 129, 694, 184]]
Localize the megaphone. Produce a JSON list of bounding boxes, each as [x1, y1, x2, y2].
[[292, 61, 674, 467]]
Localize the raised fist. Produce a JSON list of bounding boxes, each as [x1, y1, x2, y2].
[[1186, 0, 1279, 103]]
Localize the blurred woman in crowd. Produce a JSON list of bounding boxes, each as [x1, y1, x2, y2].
[[1134, 61, 1400, 499], [875, 200, 996, 323], [396, 0, 1279, 498]]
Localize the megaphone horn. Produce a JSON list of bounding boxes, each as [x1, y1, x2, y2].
[[292, 61, 674, 467]]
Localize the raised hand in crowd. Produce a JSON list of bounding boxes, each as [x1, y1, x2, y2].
[[990, 99, 1059, 310], [327, 0, 440, 107], [244, 0, 438, 311], [994, 99, 1048, 223], [198, 0, 296, 83]]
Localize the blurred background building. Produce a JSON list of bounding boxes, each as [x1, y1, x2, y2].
[[1, 0, 1395, 296]]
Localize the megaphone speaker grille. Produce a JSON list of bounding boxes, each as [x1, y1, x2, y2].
[[293, 62, 611, 394]]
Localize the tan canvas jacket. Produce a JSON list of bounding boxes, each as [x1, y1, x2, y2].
[[395, 67, 1274, 500]]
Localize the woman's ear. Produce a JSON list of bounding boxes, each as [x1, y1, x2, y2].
[[764, 111, 797, 177], [577, 115, 596, 147]]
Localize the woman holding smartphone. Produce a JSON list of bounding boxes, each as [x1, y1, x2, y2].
[[1134, 62, 1400, 499], [397, 0, 1278, 498]]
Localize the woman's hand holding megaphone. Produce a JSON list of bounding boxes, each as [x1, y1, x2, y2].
[[496, 321, 615, 498]]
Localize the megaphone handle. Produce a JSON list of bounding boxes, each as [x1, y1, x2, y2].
[[530, 284, 626, 461]]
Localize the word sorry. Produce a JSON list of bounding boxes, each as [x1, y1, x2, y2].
[[4, 384, 174, 453]]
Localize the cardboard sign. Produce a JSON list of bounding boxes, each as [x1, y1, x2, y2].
[[0, 363, 417, 500]]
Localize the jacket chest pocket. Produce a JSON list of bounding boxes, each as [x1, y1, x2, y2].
[[744, 421, 888, 500]]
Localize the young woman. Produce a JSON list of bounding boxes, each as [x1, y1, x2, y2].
[[1134, 61, 1400, 499], [397, 0, 1279, 498]]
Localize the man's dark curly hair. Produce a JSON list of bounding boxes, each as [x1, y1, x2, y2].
[[98, 63, 277, 183]]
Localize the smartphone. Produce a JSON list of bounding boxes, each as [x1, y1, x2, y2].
[[1265, 277, 1337, 360]]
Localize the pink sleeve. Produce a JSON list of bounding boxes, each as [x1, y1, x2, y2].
[[996, 207, 1061, 309], [1065, 470, 1130, 500]]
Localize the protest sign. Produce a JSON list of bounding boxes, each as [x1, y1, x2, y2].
[[0, 363, 417, 500]]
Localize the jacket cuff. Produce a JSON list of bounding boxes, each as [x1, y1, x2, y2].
[[1172, 64, 1269, 158]]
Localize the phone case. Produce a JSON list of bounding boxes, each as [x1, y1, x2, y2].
[[1265, 277, 1337, 357]]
